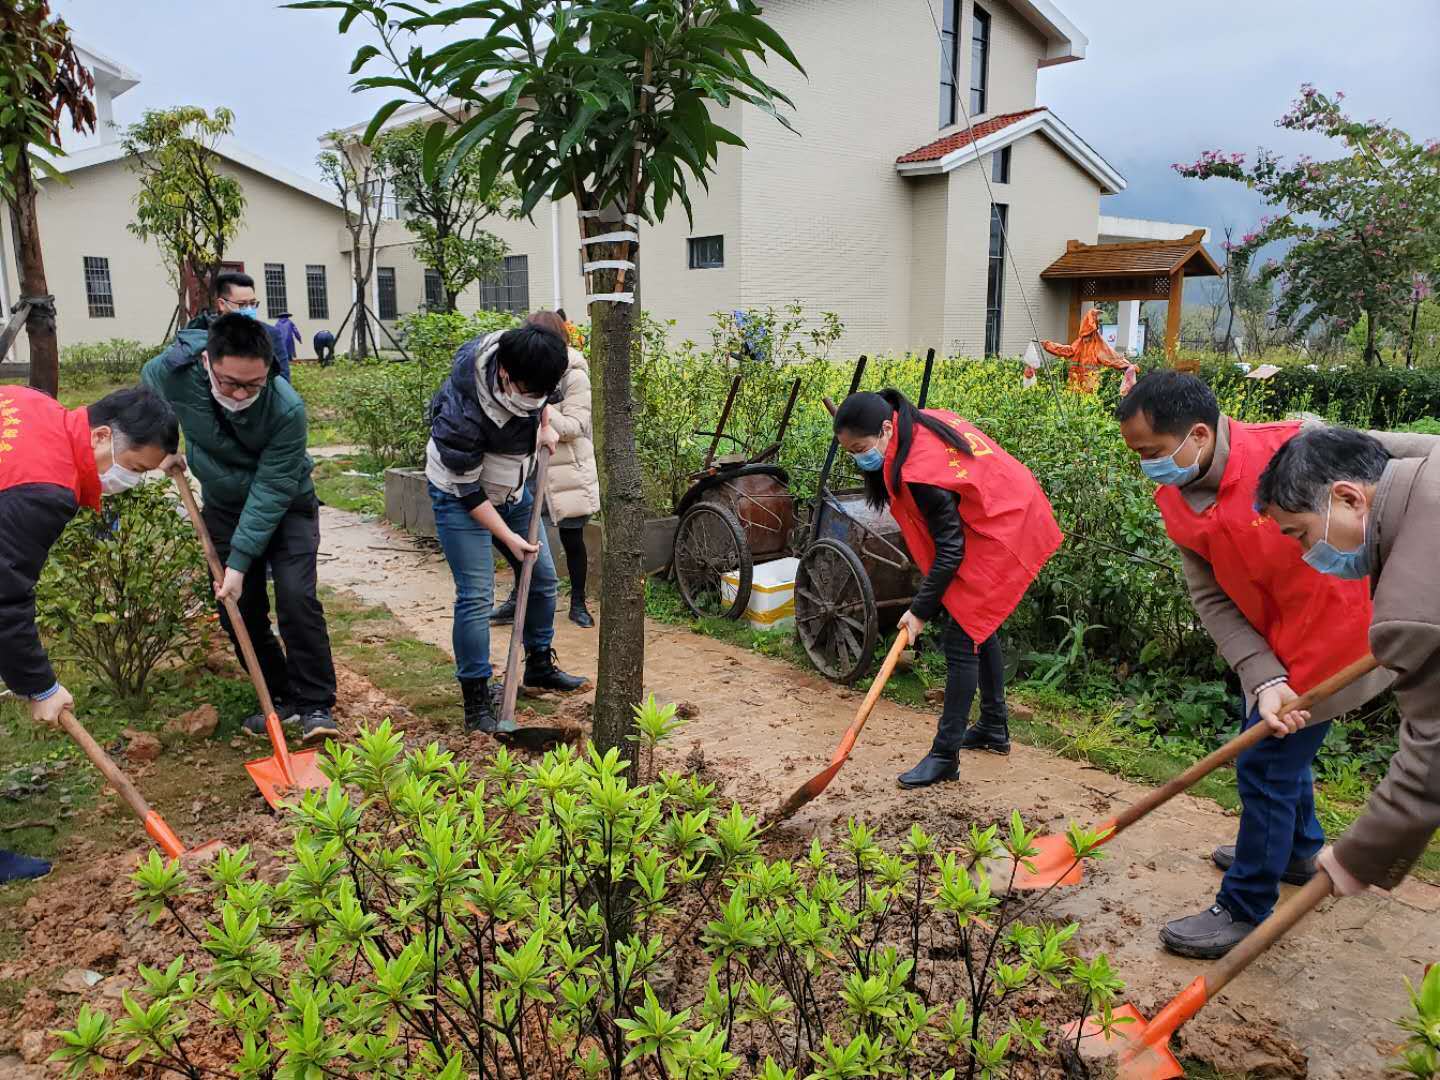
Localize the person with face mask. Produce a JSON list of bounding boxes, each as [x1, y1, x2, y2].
[[832, 389, 1062, 788], [0, 384, 178, 882], [427, 324, 589, 734], [1115, 371, 1439, 959], [143, 314, 339, 746], [185, 272, 291, 381], [1256, 427, 1440, 899]]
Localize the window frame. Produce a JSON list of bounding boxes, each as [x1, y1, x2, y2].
[[263, 263, 288, 320], [478, 255, 530, 315], [305, 264, 329, 321], [424, 267, 444, 309], [376, 266, 398, 320], [984, 202, 1007, 357], [992, 145, 1011, 184], [687, 235, 725, 270], [82, 256, 115, 318], [970, 4, 991, 117], [939, 0, 962, 127]]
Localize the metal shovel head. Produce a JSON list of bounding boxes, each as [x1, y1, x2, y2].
[[1060, 1004, 1183, 1080], [1004, 831, 1086, 890], [143, 809, 221, 864], [245, 748, 327, 810]]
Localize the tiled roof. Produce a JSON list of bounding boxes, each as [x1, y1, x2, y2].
[[1041, 232, 1223, 279], [895, 108, 1047, 164]]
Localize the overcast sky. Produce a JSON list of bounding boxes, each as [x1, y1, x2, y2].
[[54, 0, 1440, 246]]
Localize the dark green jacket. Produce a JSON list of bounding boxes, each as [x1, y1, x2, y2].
[[141, 329, 314, 573]]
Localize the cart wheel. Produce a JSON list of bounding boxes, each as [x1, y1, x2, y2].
[[674, 503, 753, 619], [795, 538, 879, 683]]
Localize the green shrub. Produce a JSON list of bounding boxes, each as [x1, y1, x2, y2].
[[1391, 964, 1440, 1079], [35, 481, 211, 700], [53, 717, 1121, 1079], [1195, 360, 1440, 429], [59, 339, 157, 387], [334, 359, 441, 467], [396, 308, 521, 367]]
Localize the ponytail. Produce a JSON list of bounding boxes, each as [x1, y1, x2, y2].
[[834, 388, 971, 511]]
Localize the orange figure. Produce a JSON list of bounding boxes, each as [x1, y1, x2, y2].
[[1041, 308, 1137, 395]]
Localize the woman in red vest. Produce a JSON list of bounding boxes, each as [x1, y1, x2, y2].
[[833, 390, 1062, 788]]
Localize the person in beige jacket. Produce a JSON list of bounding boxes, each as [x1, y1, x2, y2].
[[1258, 427, 1440, 897], [528, 311, 600, 627]]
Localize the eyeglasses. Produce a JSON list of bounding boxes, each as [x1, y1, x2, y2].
[[220, 297, 260, 313], [212, 372, 268, 394]]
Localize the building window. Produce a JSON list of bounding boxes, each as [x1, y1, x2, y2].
[[262, 263, 288, 319], [970, 5, 991, 117], [424, 268, 444, 309], [478, 255, 530, 315], [83, 256, 115, 318], [377, 267, 398, 320], [939, 0, 961, 127], [992, 145, 1011, 183], [687, 235, 724, 269], [305, 265, 328, 321], [985, 203, 1007, 356]]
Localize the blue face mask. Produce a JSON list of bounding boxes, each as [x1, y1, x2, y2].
[[851, 447, 884, 472], [1139, 428, 1201, 487], [1303, 493, 1370, 579], [237, 305, 259, 319]]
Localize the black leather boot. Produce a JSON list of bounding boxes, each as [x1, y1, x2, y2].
[[460, 677, 497, 733], [569, 601, 595, 628], [523, 648, 588, 693], [897, 752, 959, 788], [959, 719, 1011, 755], [491, 592, 518, 626]]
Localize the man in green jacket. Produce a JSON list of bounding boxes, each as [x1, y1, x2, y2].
[[143, 314, 338, 743]]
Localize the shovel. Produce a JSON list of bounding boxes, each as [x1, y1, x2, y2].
[[1064, 870, 1335, 1079], [59, 709, 221, 863], [491, 448, 582, 752], [169, 470, 329, 809], [764, 626, 910, 826], [1004, 653, 1380, 891]]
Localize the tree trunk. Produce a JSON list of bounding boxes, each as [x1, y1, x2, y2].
[[1364, 307, 1379, 367], [445, 288, 459, 313], [587, 287, 647, 770], [351, 248, 370, 361], [11, 156, 58, 397], [1406, 300, 1420, 370]]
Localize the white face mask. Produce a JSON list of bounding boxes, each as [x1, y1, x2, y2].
[[100, 463, 144, 495], [206, 361, 264, 413], [495, 372, 546, 417]]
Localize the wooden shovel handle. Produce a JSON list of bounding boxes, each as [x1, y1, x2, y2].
[[499, 446, 552, 729], [1109, 654, 1380, 836], [1208, 869, 1333, 996], [837, 626, 910, 760], [59, 708, 151, 823]]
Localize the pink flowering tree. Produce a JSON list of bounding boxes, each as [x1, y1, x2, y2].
[[1176, 86, 1440, 366]]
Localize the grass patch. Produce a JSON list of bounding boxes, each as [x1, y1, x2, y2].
[[312, 456, 385, 516]]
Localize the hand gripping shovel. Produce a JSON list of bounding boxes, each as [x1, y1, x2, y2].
[[1063, 869, 1335, 1079], [764, 627, 910, 826], [492, 448, 582, 753], [59, 709, 221, 863], [169, 470, 329, 809], [1004, 653, 1380, 892]]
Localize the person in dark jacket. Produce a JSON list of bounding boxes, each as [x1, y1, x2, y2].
[[427, 324, 588, 733], [274, 313, 302, 374], [142, 314, 338, 744], [185, 271, 290, 381], [0, 384, 178, 882], [313, 330, 336, 367]]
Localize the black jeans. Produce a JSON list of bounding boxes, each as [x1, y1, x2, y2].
[[203, 498, 337, 710], [931, 615, 1007, 755]]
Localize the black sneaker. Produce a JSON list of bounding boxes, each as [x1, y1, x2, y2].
[[959, 720, 1011, 755], [460, 677, 498, 734], [299, 709, 340, 745], [0, 849, 52, 884], [569, 603, 595, 628], [1159, 903, 1255, 959], [491, 592, 518, 626], [1211, 844, 1317, 886], [897, 752, 959, 788], [241, 700, 298, 738], [523, 648, 589, 693]]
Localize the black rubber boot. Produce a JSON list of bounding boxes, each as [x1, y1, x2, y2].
[[491, 592, 518, 626], [569, 602, 595, 628], [959, 719, 1011, 755], [897, 752, 959, 789], [523, 648, 588, 693], [460, 677, 498, 733]]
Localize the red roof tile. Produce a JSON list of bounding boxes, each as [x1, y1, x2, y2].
[[896, 108, 1047, 164]]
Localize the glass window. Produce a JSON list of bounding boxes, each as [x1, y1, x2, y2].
[[377, 267, 398, 320], [424, 268, 444, 309], [305, 264, 328, 321], [263, 263, 288, 320], [687, 235, 724, 269], [992, 145, 1011, 183], [939, 0, 961, 127], [985, 203, 1007, 356], [83, 257, 114, 318], [970, 5, 991, 117], [478, 255, 530, 315]]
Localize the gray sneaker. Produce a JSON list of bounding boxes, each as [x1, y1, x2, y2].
[[1211, 844, 1317, 886], [241, 700, 298, 738], [1159, 903, 1255, 959], [300, 709, 340, 745]]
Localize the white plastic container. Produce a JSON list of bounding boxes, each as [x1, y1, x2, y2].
[[721, 556, 799, 631]]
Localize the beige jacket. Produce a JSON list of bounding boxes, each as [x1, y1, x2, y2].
[[545, 347, 600, 522], [1334, 447, 1440, 888], [1174, 417, 1439, 719]]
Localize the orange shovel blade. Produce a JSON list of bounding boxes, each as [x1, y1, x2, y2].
[[1061, 1004, 1183, 1080], [245, 748, 327, 810], [1006, 831, 1085, 890]]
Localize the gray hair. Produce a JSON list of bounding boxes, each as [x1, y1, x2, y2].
[[1256, 427, 1391, 514]]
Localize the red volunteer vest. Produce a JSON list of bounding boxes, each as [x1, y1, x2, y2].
[[0, 386, 100, 512], [1155, 419, 1373, 694], [885, 410, 1063, 643]]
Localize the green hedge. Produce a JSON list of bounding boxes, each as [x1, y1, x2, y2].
[[1195, 360, 1440, 429]]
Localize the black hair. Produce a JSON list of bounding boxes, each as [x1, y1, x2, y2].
[[556, 308, 568, 322], [1115, 370, 1220, 436], [88, 385, 180, 454], [495, 324, 567, 395], [207, 312, 275, 367], [833, 388, 971, 511], [1256, 427, 1391, 514], [213, 271, 255, 299]]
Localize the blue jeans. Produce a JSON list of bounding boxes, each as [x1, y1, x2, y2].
[[429, 482, 558, 680], [1217, 705, 1330, 924]]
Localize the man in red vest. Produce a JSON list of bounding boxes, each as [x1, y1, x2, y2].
[[0, 385, 178, 883], [1117, 371, 1434, 958]]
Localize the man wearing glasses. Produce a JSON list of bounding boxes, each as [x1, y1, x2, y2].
[[143, 314, 338, 744], [185, 271, 291, 381]]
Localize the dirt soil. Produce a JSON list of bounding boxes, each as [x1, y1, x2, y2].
[[313, 506, 1440, 1079]]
